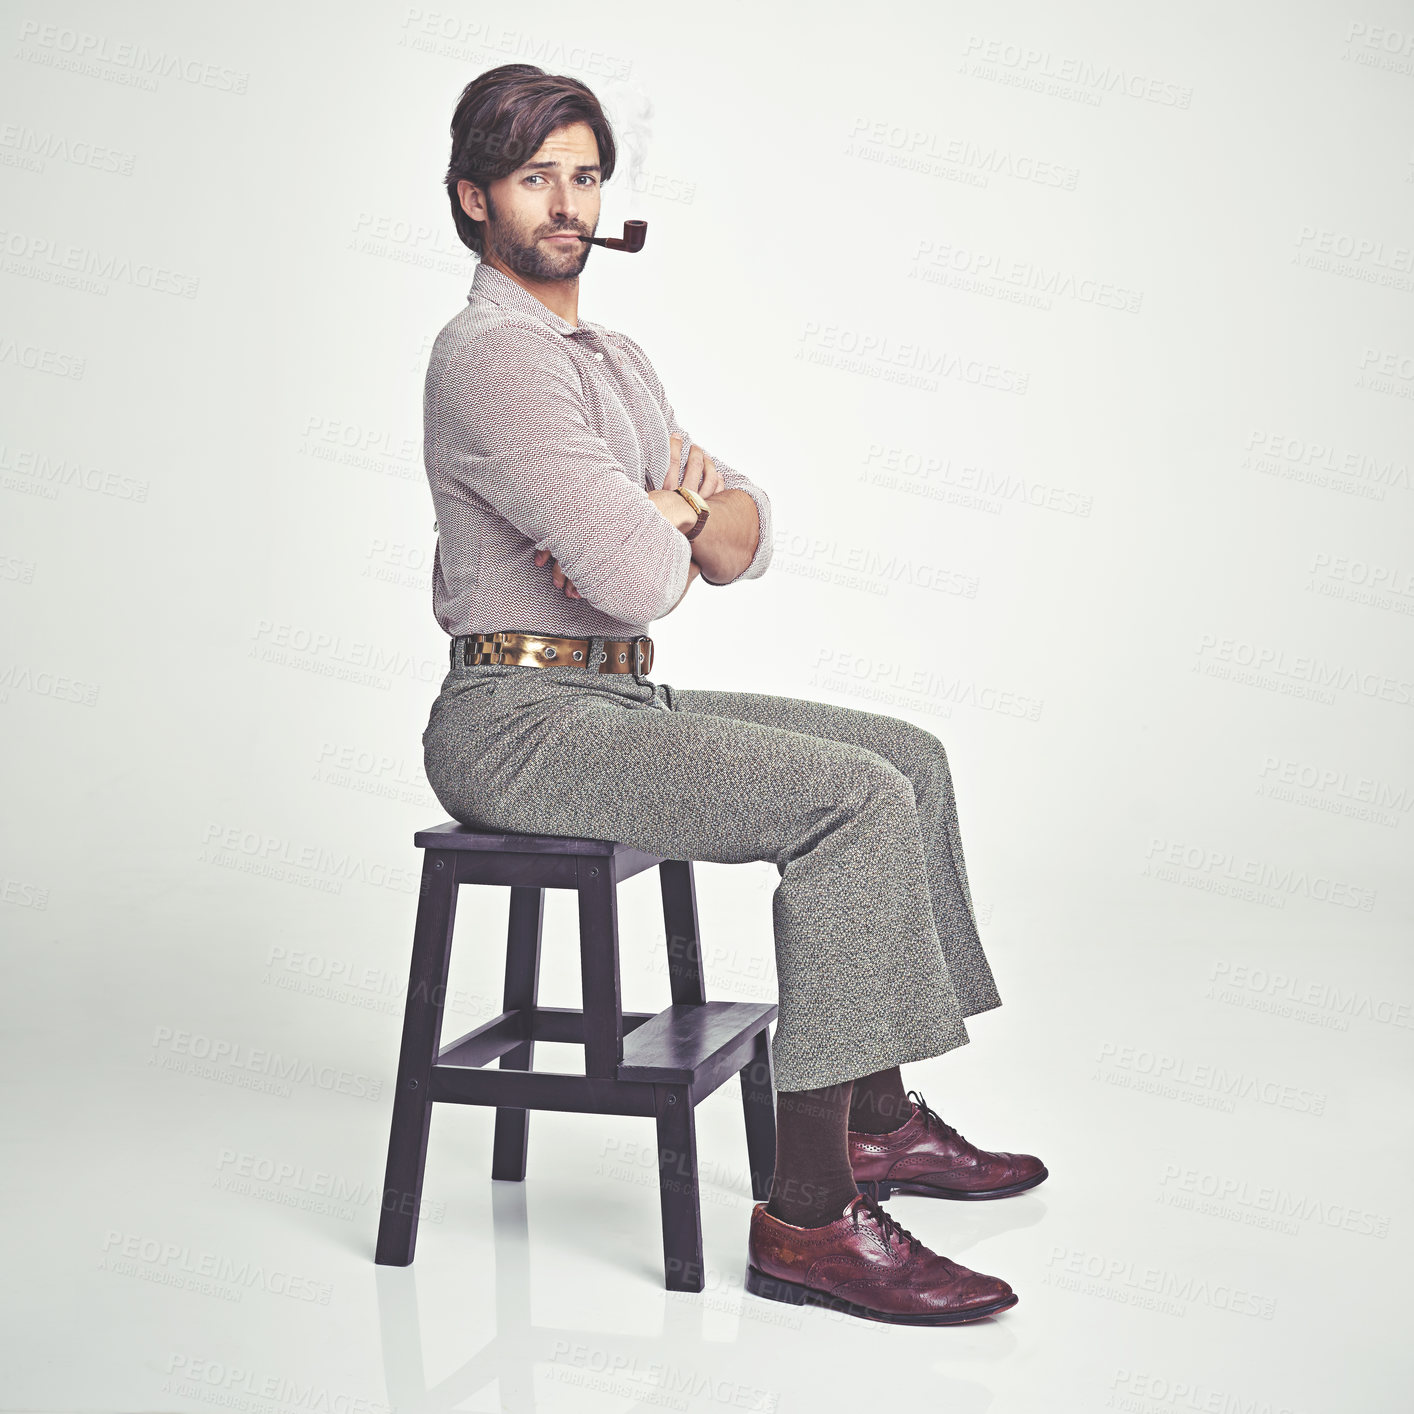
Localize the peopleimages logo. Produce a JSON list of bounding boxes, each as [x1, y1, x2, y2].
[[14, 20, 251, 93], [958, 35, 1193, 107], [1109, 1367, 1307, 1414], [862, 443, 1094, 517], [1143, 838, 1376, 911], [1193, 633, 1414, 706], [1257, 755, 1413, 816], [796, 320, 1029, 395], [1158, 1164, 1389, 1239], [99, 1233, 331, 1305], [150, 1025, 382, 1101], [162, 1355, 390, 1414], [249, 620, 442, 687], [1094, 1042, 1326, 1117], [1243, 429, 1410, 497], [845, 116, 1080, 189], [911, 238, 1144, 313], [1207, 960, 1412, 1032], [0, 226, 200, 297], [199, 822, 419, 896], [1043, 1246, 1275, 1320]]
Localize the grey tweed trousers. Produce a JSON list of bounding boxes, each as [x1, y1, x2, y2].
[[421, 635, 1002, 1093]]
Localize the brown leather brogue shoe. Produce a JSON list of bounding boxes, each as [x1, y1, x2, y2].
[[850, 1090, 1048, 1201], [745, 1191, 1018, 1325]]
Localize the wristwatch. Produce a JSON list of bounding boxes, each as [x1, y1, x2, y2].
[[673, 486, 711, 541]]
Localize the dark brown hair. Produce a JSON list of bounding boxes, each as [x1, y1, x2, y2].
[[444, 63, 618, 257]]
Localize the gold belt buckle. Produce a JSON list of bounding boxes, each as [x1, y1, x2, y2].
[[466, 631, 510, 666]]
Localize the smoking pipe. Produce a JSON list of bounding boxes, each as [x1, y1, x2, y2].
[[582, 219, 647, 252]]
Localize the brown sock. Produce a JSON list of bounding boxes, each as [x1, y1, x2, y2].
[[847, 1066, 915, 1134], [764, 1079, 860, 1228]]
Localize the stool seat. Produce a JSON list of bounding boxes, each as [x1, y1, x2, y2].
[[375, 818, 777, 1292], [413, 821, 630, 854]]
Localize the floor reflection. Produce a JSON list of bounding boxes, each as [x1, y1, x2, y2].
[[375, 1180, 1042, 1411]]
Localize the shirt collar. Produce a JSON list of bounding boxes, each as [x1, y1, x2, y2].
[[468, 260, 603, 338]]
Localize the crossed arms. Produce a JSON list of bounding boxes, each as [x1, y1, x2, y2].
[[428, 323, 773, 624], [539, 432, 763, 611]]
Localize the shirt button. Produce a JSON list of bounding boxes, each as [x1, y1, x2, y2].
[[593, 351, 604, 361]]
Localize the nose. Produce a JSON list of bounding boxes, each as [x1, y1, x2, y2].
[[548, 179, 580, 223]]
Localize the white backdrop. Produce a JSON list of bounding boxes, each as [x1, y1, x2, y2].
[[4, 2, 1412, 1410]]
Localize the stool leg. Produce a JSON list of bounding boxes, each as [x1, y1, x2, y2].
[[653, 1083, 704, 1292], [658, 859, 706, 1005], [491, 885, 544, 1182], [576, 857, 624, 1078], [375, 850, 459, 1266], [739, 1027, 776, 1202]]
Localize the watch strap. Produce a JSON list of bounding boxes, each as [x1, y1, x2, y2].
[[674, 486, 710, 541]]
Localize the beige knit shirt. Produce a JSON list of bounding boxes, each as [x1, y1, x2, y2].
[[423, 260, 773, 638]]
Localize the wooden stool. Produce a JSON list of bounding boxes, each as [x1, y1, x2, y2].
[[374, 821, 778, 1292]]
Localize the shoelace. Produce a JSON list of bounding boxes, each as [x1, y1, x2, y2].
[[852, 1190, 923, 1256], [907, 1089, 959, 1141]]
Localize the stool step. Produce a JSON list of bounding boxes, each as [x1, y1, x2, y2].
[[437, 1006, 657, 1069], [619, 1000, 777, 1095]]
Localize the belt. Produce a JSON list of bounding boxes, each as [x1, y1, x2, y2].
[[456, 630, 654, 675]]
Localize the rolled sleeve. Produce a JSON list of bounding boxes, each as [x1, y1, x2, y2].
[[427, 325, 691, 625], [613, 334, 773, 585], [696, 450, 773, 583]]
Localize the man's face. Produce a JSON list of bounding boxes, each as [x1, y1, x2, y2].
[[461, 120, 602, 280]]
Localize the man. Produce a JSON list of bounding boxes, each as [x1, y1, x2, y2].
[[421, 62, 1047, 1326]]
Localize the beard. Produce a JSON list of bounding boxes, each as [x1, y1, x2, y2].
[[484, 193, 594, 280]]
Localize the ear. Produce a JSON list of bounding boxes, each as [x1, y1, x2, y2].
[[457, 179, 487, 222]]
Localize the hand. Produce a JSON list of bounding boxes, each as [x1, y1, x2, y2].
[[663, 432, 725, 499], [533, 547, 581, 598], [647, 433, 725, 533]]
